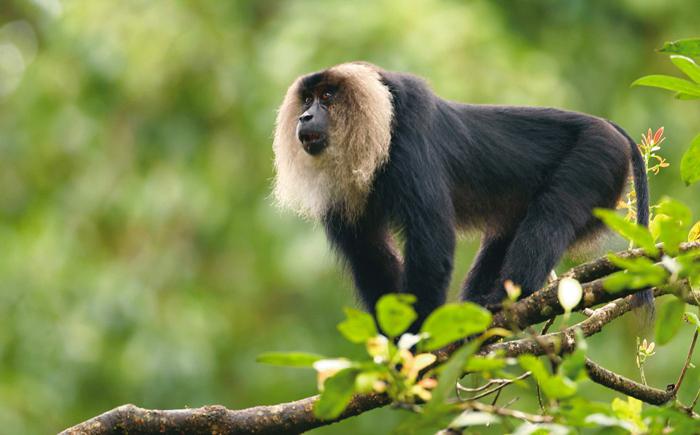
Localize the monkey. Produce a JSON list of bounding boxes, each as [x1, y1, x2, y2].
[[272, 62, 650, 326]]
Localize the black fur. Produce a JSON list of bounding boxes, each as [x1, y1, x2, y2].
[[320, 69, 649, 324]]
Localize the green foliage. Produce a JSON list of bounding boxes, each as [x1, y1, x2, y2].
[[518, 355, 577, 399], [611, 397, 647, 433], [256, 352, 325, 367], [593, 209, 657, 254], [659, 38, 700, 57], [315, 368, 359, 420], [681, 134, 700, 186], [670, 55, 700, 84], [376, 294, 417, 338], [337, 308, 378, 344], [655, 298, 687, 345], [419, 302, 492, 351], [655, 197, 693, 255], [683, 311, 700, 329], [429, 342, 480, 409], [603, 255, 667, 292], [463, 354, 507, 373], [2, 2, 700, 434], [632, 74, 700, 98]]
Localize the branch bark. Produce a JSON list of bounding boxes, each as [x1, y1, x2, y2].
[[60, 242, 700, 434], [60, 394, 390, 435]]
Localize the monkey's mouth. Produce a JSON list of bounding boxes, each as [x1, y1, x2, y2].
[[298, 131, 327, 155]]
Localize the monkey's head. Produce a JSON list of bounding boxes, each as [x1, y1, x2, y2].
[[273, 62, 393, 222]]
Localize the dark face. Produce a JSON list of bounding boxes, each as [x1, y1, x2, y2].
[[297, 74, 338, 156]]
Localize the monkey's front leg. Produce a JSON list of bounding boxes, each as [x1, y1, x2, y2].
[[402, 207, 456, 327], [324, 213, 402, 312]]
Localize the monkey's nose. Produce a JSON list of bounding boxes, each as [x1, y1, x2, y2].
[[299, 113, 313, 123]]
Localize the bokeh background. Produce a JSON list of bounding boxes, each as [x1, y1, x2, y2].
[[1, 1, 700, 433]]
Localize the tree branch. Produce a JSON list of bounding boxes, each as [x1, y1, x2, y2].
[[60, 242, 700, 434], [60, 394, 390, 435]]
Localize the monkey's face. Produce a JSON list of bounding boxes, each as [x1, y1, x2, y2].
[[296, 85, 337, 156], [273, 62, 393, 221]]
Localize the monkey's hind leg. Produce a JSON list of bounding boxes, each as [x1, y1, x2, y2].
[[496, 146, 623, 300], [461, 234, 513, 305]]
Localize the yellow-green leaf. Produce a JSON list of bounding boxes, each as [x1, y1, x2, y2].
[[632, 75, 700, 97], [655, 197, 693, 256], [689, 221, 700, 242], [671, 55, 700, 83], [337, 307, 377, 343]]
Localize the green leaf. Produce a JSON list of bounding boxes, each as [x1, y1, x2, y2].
[[655, 197, 693, 256], [650, 213, 667, 241], [612, 396, 645, 430], [518, 355, 577, 399], [675, 92, 700, 100], [256, 352, 325, 367], [593, 209, 657, 255], [419, 303, 492, 351], [603, 255, 668, 292], [655, 298, 687, 345], [541, 376, 578, 399], [428, 340, 480, 409], [337, 307, 378, 343], [314, 367, 358, 420], [684, 312, 700, 330], [659, 38, 700, 58], [656, 197, 692, 226], [375, 294, 417, 338], [518, 354, 549, 380], [631, 74, 700, 97], [670, 55, 700, 83], [464, 355, 507, 372], [645, 406, 699, 434], [558, 397, 612, 426], [681, 134, 700, 187]]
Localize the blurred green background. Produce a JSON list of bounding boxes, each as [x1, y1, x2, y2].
[[1, 1, 700, 433]]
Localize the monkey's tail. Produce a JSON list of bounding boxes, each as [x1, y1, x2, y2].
[[608, 121, 654, 323]]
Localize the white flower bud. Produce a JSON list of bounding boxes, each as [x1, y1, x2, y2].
[[558, 277, 583, 313], [397, 333, 423, 350]]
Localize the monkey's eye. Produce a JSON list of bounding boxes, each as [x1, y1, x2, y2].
[[320, 91, 333, 103], [303, 95, 313, 105]]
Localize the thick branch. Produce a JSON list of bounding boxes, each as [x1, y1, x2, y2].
[[584, 359, 674, 405], [60, 394, 390, 435], [484, 295, 635, 358]]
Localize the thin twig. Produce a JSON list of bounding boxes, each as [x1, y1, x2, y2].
[[466, 372, 532, 401], [690, 389, 700, 414], [540, 317, 556, 334], [673, 329, 699, 394], [490, 388, 503, 406], [458, 401, 553, 423]]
